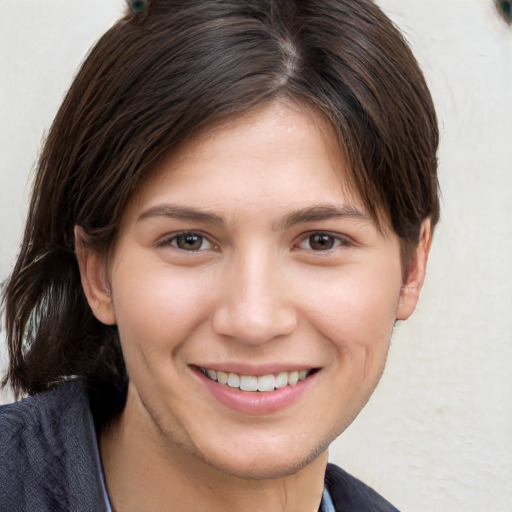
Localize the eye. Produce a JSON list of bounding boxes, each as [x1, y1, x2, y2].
[[160, 232, 215, 252], [296, 232, 345, 251]]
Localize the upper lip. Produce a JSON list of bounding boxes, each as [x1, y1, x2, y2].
[[191, 363, 318, 376]]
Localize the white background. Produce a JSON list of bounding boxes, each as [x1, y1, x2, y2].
[[1, 1, 511, 510]]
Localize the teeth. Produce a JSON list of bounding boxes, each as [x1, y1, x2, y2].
[[240, 375, 258, 392], [275, 371, 288, 389], [288, 371, 299, 386], [227, 372, 240, 388], [217, 371, 228, 385], [258, 374, 275, 392], [200, 367, 311, 392]]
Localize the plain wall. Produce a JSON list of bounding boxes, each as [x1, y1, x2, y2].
[[1, 1, 511, 510]]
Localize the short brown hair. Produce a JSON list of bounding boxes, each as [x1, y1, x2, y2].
[[2, 0, 439, 422]]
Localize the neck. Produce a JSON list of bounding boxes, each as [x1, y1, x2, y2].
[[100, 392, 328, 512]]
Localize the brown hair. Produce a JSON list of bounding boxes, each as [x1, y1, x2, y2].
[[2, 0, 439, 422]]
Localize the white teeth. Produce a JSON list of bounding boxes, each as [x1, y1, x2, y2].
[[288, 371, 299, 386], [227, 372, 240, 388], [216, 371, 228, 385], [257, 374, 275, 392], [275, 371, 288, 389], [201, 367, 311, 392], [240, 375, 258, 392]]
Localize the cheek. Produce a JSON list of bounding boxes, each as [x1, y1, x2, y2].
[[301, 262, 402, 354], [110, 261, 215, 356]]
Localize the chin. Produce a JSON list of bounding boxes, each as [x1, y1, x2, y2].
[[199, 436, 333, 481], [210, 457, 309, 481]]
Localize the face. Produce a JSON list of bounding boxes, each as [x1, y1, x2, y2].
[[80, 101, 427, 479]]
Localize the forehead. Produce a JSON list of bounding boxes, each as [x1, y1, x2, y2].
[[124, 101, 367, 223]]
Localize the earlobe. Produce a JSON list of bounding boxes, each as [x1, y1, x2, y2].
[[396, 218, 433, 321], [74, 226, 116, 326]]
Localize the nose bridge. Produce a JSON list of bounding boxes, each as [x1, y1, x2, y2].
[[213, 245, 297, 344]]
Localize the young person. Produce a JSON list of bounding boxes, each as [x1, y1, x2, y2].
[[0, 1, 439, 510]]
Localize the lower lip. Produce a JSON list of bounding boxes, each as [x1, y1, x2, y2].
[[195, 369, 317, 416]]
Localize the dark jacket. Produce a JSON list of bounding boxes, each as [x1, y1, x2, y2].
[[1, 381, 399, 511]]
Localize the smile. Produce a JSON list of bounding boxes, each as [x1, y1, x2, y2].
[[199, 368, 312, 392]]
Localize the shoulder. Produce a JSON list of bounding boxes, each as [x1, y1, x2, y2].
[[325, 463, 401, 512], [0, 379, 93, 457], [1, 379, 89, 429], [0, 380, 109, 511]]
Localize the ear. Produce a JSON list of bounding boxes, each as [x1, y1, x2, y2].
[[396, 218, 433, 321], [74, 226, 116, 325]]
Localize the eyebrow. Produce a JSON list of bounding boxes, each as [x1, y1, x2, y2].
[[137, 202, 368, 229], [274, 204, 369, 230], [137, 204, 226, 226]]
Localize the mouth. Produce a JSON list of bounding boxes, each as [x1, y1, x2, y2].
[[198, 367, 316, 392]]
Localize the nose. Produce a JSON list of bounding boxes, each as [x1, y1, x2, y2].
[[212, 252, 298, 345]]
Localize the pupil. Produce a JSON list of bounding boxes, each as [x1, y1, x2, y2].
[[310, 234, 334, 250], [178, 234, 202, 250]]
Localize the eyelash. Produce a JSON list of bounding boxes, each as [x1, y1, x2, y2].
[[294, 232, 351, 252], [157, 231, 350, 253], [157, 231, 216, 252]]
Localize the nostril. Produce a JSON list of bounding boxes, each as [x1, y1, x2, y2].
[[212, 299, 297, 344]]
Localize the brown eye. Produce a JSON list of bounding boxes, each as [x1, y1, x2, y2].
[[174, 233, 208, 251], [307, 233, 339, 251]]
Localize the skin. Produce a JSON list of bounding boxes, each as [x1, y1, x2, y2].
[[77, 101, 431, 512]]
